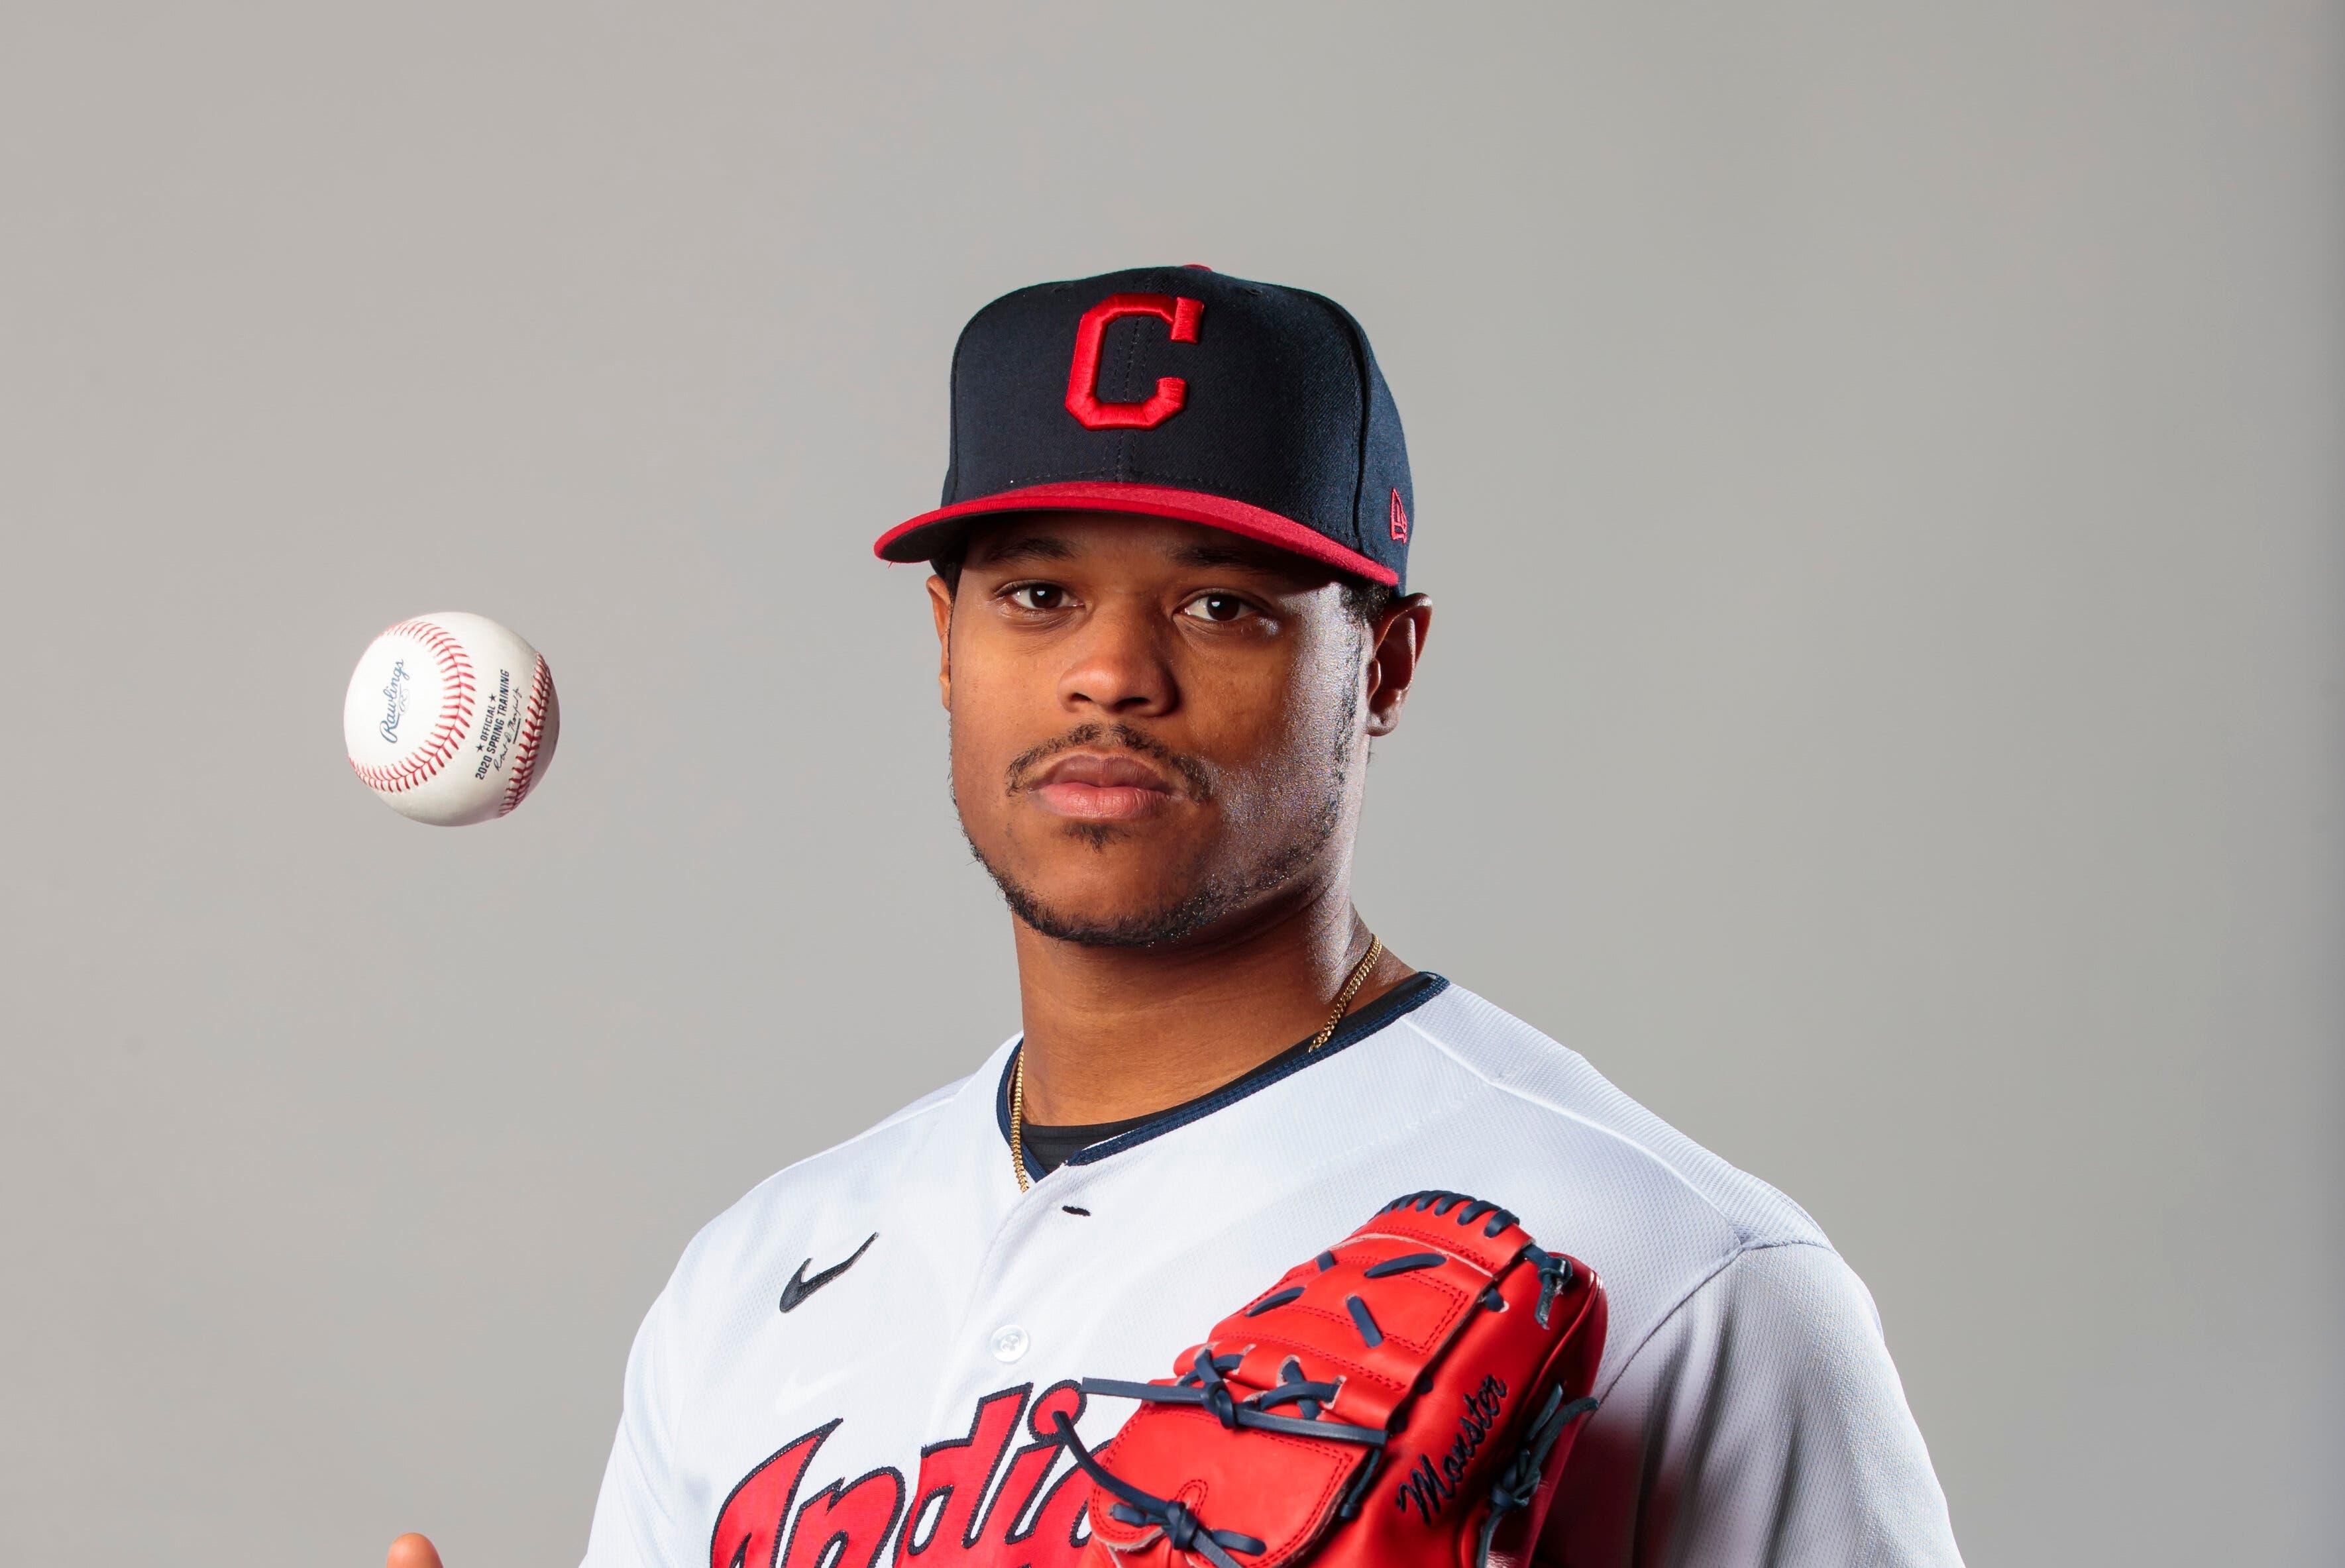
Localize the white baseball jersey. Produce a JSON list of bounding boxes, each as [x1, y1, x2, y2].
[[582, 974, 1963, 1568]]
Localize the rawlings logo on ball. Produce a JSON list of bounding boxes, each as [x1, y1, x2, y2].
[[378, 659, 412, 744], [343, 611, 561, 826]]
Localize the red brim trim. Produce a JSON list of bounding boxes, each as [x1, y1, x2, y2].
[[871, 482, 1399, 588]]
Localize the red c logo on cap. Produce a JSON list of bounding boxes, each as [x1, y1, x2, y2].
[[1065, 293, 1205, 430]]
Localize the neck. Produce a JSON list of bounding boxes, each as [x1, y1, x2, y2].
[[1010, 878, 1412, 1126]]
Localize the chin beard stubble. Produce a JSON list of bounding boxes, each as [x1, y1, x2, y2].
[[952, 674, 1362, 950]]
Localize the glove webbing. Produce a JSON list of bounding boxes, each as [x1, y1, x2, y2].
[[1052, 1410, 1266, 1568], [1054, 1347, 1388, 1568]]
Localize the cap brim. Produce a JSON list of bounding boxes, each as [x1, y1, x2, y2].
[[871, 481, 1399, 588]]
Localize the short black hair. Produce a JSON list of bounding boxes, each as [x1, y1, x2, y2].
[[928, 546, 1397, 627]]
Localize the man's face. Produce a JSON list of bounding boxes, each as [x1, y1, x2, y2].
[[929, 513, 1417, 948]]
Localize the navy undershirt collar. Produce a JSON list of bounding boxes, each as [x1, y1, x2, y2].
[[994, 970, 1450, 1184]]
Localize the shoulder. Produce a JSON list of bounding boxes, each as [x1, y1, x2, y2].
[[1548, 1241, 1964, 1563], [1393, 980, 1828, 1248], [1620, 1239, 1891, 1391], [1366, 980, 1835, 1385]]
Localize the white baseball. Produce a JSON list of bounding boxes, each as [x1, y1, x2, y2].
[[343, 611, 561, 825]]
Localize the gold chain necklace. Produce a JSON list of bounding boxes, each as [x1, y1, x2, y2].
[[1009, 934, 1384, 1193]]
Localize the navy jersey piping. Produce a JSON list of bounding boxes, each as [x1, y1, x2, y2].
[[993, 972, 1450, 1182]]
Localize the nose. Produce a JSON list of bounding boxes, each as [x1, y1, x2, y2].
[[1057, 598, 1177, 717]]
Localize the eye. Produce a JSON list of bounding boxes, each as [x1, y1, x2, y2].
[[1179, 592, 1256, 625], [1004, 583, 1069, 611]]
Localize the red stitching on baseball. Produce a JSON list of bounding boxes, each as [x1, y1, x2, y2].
[[498, 654, 555, 816], [350, 619, 476, 793]]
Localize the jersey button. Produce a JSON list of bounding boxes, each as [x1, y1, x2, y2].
[[989, 1324, 1030, 1363]]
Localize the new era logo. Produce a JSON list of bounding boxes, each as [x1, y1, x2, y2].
[[1390, 490, 1409, 543]]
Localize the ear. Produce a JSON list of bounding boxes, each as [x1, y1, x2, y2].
[[926, 574, 955, 710], [1363, 594, 1433, 737]]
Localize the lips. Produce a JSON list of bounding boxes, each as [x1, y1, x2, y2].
[[1022, 751, 1183, 822]]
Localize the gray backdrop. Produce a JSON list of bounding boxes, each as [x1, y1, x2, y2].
[[3, 5, 2338, 1565]]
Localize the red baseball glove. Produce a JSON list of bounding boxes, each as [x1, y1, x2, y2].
[[1054, 1190, 1608, 1568]]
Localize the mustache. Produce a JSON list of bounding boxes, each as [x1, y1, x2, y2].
[[1005, 722, 1214, 802]]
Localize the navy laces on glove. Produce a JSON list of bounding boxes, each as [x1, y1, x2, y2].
[[1519, 1245, 1576, 1329], [1081, 1347, 1388, 1447], [1470, 1384, 1602, 1568], [1051, 1411, 1267, 1568], [1378, 1189, 1521, 1238]]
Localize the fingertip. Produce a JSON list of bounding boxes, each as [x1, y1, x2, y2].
[[388, 1532, 444, 1568]]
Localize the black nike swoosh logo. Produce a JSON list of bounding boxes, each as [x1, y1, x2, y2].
[[779, 1232, 877, 1313]]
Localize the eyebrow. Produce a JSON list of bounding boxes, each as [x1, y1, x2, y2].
[[1167, 539, 1284, 570], [967, 533, 1077, 567]]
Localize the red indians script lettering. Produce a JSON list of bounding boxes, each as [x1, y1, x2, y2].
[[712, 1383, 1093, 1568], [1063, 294, 1204, 430]]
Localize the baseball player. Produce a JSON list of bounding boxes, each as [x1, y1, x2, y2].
[[391, 266, 1964, 1568]]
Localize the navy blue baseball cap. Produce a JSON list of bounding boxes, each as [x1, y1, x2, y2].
[[873, 265, 1415, 590]]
